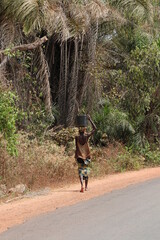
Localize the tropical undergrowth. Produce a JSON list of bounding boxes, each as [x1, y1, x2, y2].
[[0, 86, 159, 194], [0, 128, 160, 196]]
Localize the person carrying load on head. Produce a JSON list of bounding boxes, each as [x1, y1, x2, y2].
[[75, 114, 96, 193]]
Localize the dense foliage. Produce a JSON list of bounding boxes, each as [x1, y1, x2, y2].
[[93, 101, 135, 144], [0, 0, 159, 151], [0, 89, 18, 155]]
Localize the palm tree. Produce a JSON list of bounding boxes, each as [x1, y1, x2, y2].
[[0, 0, 155, 127], [0, 0, 109, 126]]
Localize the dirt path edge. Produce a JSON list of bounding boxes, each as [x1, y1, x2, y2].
[[1, 167, 160, 233]]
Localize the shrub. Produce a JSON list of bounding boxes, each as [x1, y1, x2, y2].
[[0, 88, 19, 155], [113, 152, 145, 172], [144, 150, 160, 166], [93, 101, 135, 145]]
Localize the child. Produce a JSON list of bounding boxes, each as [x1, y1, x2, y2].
[[75, 115, 96, 192]]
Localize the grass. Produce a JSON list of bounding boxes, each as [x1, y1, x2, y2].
[[0, 132, 77, 189], [0, 131, 160, 194]]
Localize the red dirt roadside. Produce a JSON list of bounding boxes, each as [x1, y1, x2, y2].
[[1, 167, 160, 233]]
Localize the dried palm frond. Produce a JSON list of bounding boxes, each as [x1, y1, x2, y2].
[[112, 0, 153, 23], [85, 0, 108, 21], [45, 5, 70, 41], [0, 20, 15, 49], [67, 3, 90, 36], [34, 46, 53, 118], [66, 38, 79, 126]]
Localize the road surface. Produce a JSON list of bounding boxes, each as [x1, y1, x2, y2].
[[0, 178, 160, 240]]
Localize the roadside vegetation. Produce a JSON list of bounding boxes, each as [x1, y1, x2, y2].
[[0, 0, 160, 197], [1, 130, 160, 190]]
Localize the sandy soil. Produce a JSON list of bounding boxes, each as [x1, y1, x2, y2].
[[1, 167, 160, 233]]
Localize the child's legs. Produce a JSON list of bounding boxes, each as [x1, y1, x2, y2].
[[79, 174, 83, 187], [83, 176, 88, 189]]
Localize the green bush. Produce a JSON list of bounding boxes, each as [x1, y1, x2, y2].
[[0, 89, 19, 155], [25, 103, 58, 138], [144, 150, 160, 166], [93, 101, 135, 145], [113, 152, 145, 172]]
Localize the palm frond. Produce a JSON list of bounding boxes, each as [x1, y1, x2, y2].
[[86, 0, 108, 21], [115, 0, 153, 22], [67, 3, 90, 36], [45, 5, 71, 41], [3, 0, 45, 34]]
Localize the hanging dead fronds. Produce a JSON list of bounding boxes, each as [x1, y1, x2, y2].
[[45, 4, 71, 41], [85, 0, 108, 21], [112, 0, 153, 23], [0, 20, 15, 49], [58, 41, 66, 120], [34, 46, 53, 119], [66, 38, 79, 126]]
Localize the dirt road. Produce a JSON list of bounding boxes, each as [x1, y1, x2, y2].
[[0, 167, 160, 233]]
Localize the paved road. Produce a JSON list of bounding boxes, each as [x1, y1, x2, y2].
[[1, 178, 160, 240]]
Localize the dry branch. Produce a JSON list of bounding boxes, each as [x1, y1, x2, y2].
[[0, 36, 48, 56]]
